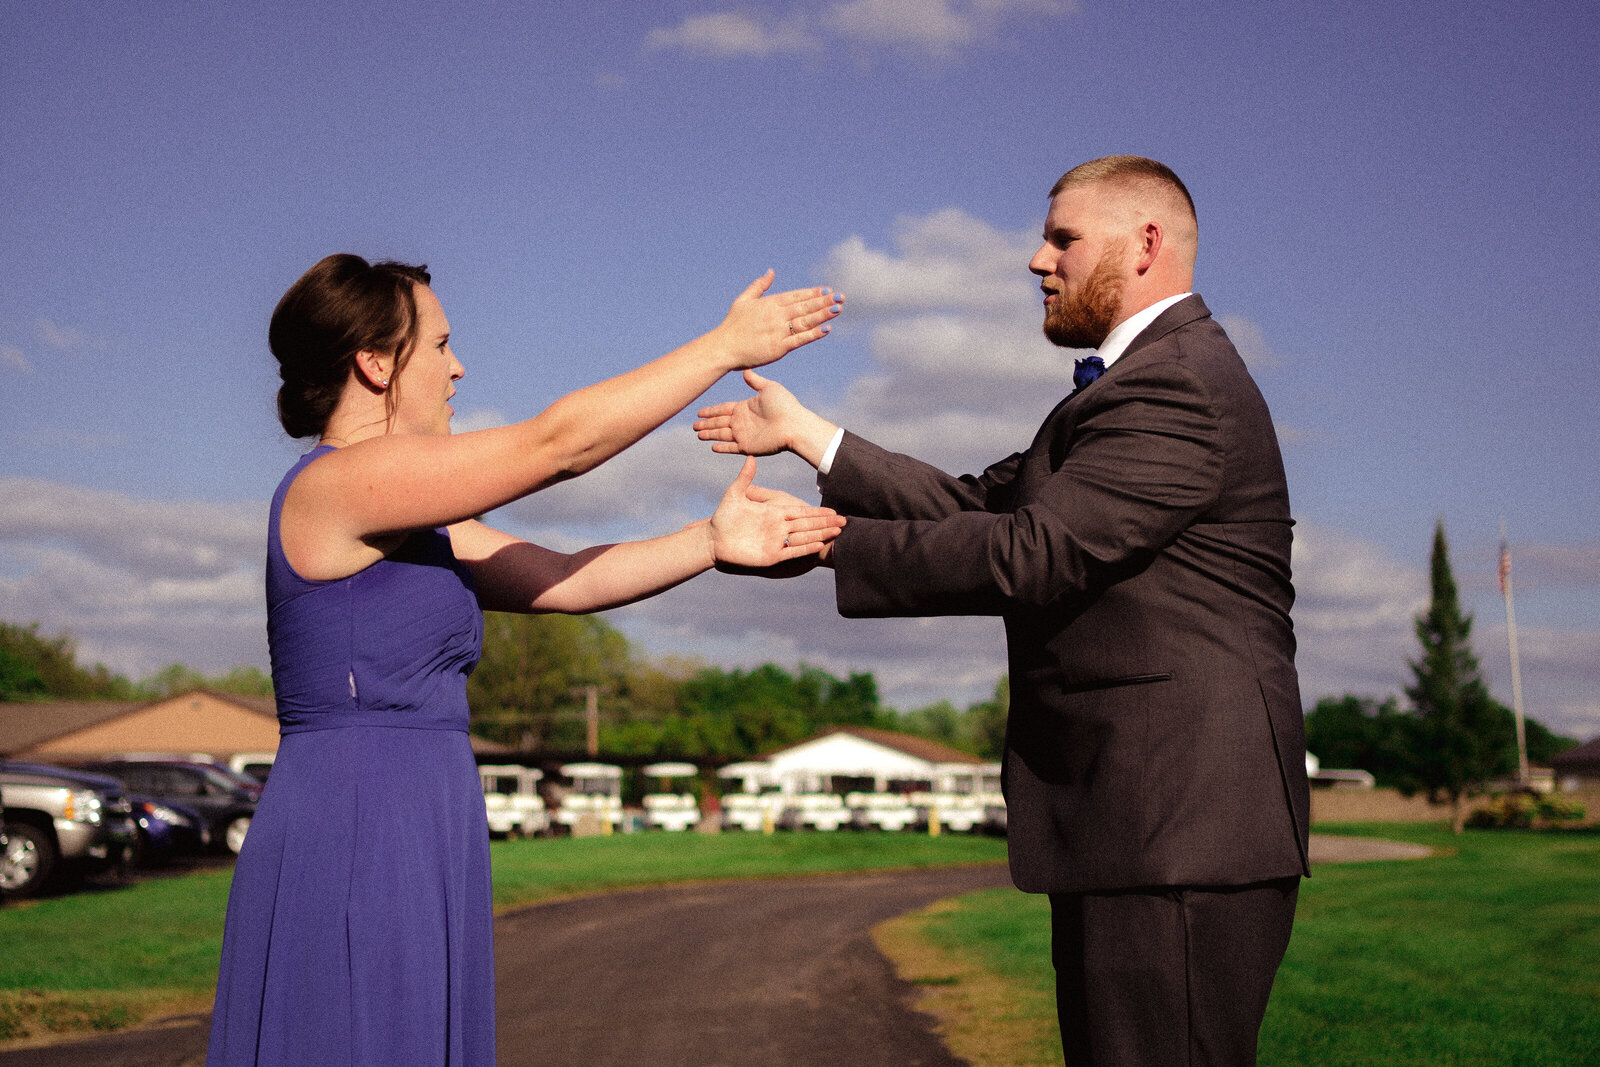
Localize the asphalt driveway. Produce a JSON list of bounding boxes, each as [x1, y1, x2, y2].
[[0, 834, 1427, 1066], [0, 864, 1011, 1067]]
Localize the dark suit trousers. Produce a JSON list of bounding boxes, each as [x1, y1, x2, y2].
[[1049, 878, 1299, 1066]]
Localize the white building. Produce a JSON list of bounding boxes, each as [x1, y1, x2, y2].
[[719, 727, 1003, 833]]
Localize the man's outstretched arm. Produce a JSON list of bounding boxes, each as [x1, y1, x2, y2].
[[695, 370, 1018, 522]]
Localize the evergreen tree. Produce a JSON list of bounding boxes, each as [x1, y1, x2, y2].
[[1403, 522, 1515, 831]]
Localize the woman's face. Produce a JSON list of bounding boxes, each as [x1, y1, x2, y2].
[[391, 284, 463, 437]]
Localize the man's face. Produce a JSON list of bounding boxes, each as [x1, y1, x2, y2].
[[1029, 185, 1130, 350]]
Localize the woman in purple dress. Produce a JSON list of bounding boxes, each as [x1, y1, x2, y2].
[[207, 254, 844, 1065]]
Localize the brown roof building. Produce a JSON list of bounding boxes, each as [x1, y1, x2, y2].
[[0, 690, 280, 763], [1550, 736, 1600, 790], [1, 689, 511, 764]]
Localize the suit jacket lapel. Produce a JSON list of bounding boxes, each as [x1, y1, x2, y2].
[[1026, 294, 1215, 482], [1114, 293, 1211, 367]]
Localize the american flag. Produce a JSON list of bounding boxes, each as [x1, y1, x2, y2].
[[1498, 539, 1511, 596]]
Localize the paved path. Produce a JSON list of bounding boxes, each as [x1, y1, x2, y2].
[[0, 864, 1010, 1067], [0, 835, 1431, 1066]]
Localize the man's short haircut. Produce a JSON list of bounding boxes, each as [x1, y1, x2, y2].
[[1050, 156, 1197, 225]]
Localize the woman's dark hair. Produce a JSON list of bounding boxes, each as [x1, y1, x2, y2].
[[269, 254, 432, 438]]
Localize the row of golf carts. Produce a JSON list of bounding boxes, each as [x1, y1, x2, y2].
[[478, 759, 1005, 837]]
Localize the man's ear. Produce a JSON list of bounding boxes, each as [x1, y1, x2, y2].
[[354, 349, 391, 390], [1134, 221, 1164, 275]]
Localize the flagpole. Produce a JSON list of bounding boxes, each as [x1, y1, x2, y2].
[[1499, 518, 1530, 787]]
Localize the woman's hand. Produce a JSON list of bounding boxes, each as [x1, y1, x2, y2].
[[708, 457, 845, 568], [712, 271, 844, 371]]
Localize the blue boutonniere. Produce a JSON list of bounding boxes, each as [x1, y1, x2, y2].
[[1073, 356, 1106, 391]]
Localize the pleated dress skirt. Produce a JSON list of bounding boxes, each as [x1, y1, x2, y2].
[[207, 725, 494, 1065]]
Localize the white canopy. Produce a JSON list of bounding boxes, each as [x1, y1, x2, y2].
[[642, 761, 698, 778]]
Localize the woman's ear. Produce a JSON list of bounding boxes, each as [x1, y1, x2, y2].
[[354, 349, 391, 390]]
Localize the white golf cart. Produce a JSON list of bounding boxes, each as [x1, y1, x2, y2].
[[553, 762, 624, 835], [478, 764, 548, 838], [640, 761, 701, 831]]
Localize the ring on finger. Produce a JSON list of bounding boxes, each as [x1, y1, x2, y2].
[[787, 320, 796, 335], [783, 535, 791, 548]]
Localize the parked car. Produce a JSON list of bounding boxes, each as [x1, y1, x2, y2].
[[0, 760, 138, 897], [84, 758, 261, 855], [129, 795, 210, 865], [228, 751, 277, 786]]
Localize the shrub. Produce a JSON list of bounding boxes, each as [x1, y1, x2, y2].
[[1466, 792, 1586, 829]]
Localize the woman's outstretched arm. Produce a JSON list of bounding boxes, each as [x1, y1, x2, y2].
[[451, 458, 845, 613]]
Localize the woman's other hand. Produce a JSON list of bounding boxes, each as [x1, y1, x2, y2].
[[708, 457, 844, 568]]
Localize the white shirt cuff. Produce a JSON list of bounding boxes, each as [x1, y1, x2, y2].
[[817, 427, 846, 476]]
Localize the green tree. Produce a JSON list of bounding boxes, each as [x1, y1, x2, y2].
[[1403, 522, 1516, 832], [466, 613, 632, 750], [0, 643, 47, 700], [889, 676, 1009, 760], [1525, 717, 1578, 765], [0, 621, 132, 700], [1304, 695, 1416, 787], [963, 675, 1009, 759], [133, 663, 275, 698], [899, 700, 964, 747]]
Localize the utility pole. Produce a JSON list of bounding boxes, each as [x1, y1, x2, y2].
[[1499, 518, 1530, 787], [571, 684, 601, 757]]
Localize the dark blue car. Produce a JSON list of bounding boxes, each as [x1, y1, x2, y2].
[[128, 794, 210, 865]]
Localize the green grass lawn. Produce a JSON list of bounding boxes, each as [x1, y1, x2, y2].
[[908, 824, 1600, 1067], [8, 825, 1596, 1063], [0, 831, 1005, 1042]]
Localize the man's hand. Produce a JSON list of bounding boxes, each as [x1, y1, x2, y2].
[[694, 370, 839, 469]]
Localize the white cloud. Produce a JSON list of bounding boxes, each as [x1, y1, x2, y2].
[[646, 0, 1076, 61], [1287, 521, 1426, 697], [1217, 314, 1281, 370], [0, 481, 267, 678], [828, 0, 981, 55], [608, 565, 1008, 709], [1, 344, 34, 374], [1507, 541, 1600, 590], [452, 408, 510, 435], [0, 477, 261, 580], [822, 208, 1041, 315], [645, 11, 818, 57], [4, 469, 1595, 733], [36, 317, 99, 352]]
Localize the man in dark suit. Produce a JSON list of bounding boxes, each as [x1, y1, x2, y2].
[[696, 155, 1309, 1065]]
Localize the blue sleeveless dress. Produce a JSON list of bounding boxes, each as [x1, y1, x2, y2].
[[208, 445, 494, 1065]]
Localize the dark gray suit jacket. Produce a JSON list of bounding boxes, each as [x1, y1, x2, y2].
[[822, 295, 1310, 894]]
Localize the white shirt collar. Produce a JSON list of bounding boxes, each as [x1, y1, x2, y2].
[[1095, 292, 1192, 369]]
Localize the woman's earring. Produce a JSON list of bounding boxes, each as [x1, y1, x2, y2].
[[378, 378, 389, 388]]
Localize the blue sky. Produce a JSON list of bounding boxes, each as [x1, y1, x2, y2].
[[3, 0, 1598, 740]]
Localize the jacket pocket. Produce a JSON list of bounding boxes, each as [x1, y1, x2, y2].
[[1056, 671, 1173, 696]]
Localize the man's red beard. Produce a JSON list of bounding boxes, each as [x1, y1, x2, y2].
[[1043, 246, 1126, 350]]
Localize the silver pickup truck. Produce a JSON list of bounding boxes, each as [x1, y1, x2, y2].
[[0, 760, 138, 897]]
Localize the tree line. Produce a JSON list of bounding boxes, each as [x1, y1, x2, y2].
[[3, 521, 1578, 797], [0, 615, 1008, 761], [0, 622, 273, 702], [461, 612, 1007, 760]]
